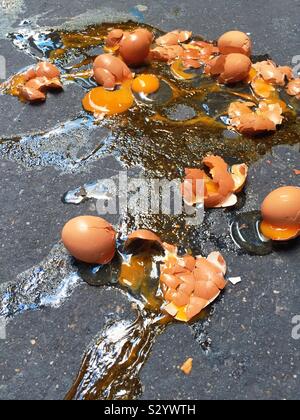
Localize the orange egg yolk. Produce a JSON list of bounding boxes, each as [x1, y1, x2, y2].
[[260, 220, 300, 241], [252, 78, 275, 98], [82, 80, 134, 116], [171, 60, 196, 80], [131, 74, 160, 94]]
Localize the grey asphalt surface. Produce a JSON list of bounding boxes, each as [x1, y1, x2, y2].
[[0, 0, 300, 400]]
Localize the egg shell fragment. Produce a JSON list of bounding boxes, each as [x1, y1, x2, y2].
[[208, 53, 252, 84], [160, 250, 227, 322], [93, 54, 133, 89]]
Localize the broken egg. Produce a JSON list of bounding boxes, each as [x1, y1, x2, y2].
[[124, 229, 163, 253], [156, 30, 192, 47], [106, 29, 124, 48], [119, 28, 153, 67], [132, 74, 160, 94], [62, 216, 116, 264], [207, 53, 252, 84], [182, 156, 248, 208], [36, 62, 61, 79], [150, 45, 184, 63], [82, 80, 134, 118], [260, 186, 300, 241], [253, 60, 293, 86], [286, 78, 300, 99], [160, 250, 227, 322], [228, 100, 284, 135], [93, 54, 133, 89], [218, 31, 252, 56]]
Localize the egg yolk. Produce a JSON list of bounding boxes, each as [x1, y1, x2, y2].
[[82, 80, 134, 116], [131, 75, 160, 94], [171, 60, 196, 80], [260, 220, 300, 241], [252, 78, 275, 98]]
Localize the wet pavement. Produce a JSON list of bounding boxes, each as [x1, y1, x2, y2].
[[0, 0, 300, 400]]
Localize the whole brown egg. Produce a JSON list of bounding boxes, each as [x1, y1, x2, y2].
[[62, 216, 116, 264]]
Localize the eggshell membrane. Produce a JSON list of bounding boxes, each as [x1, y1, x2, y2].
[[253, 61, 293, 86], [209, 53, 252, 84], [93, 54, 133, 88], [119, 29, 153, 67], [125, 229, 163, 250], [36, 62, 61, 79], [218, 31, 252, 56], [161, 250, 227, 322], [62, 216, 116, 264], [286, 78, 300, 99], [132, 74, 160, 94], [261, 186, 300, 227]]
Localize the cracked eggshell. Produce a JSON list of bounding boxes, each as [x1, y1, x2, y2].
[[253, 60, 293, 86], [212, 53, 252, 84], [93, 54, 133, 88], [218, 31, 252, 56], [36, 62, 61, 79], [20, 86, 46, 102], [161, 250, 227, 322], [125, 229, 163, 251], [119, 28, 153, 67], [202, 155, 235, 207], [228, 101, 283, 135], [156, 30, 192, 47], [62, 216, 116, 265], [106, 29, 124, 48], [286, 78, 300, 98]]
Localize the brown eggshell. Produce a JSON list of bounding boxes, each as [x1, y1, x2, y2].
[[62, 216, 116, 265], [36, 62, 60, 79], [203, 155, 235, 207], [160, 248, 227, 322], [20, 86, 46, 102], [93, 54, 132, 86], [106, 29, 124, 47], [228, 100, 283, 135], [125, 229, 163, 252], [119, 29, 153, 67], [156, 30, 192, 47], [93, 67, 116, 89], [286, 78, 300, 98], [23, 68, 37, 81], [253, 60, 293, 86], [25, 77, 63, 92], [261, 186, 300, 226], [219, 53, 252, 83], [25, 77, 48, 92], [218, 31, 252, 56]]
